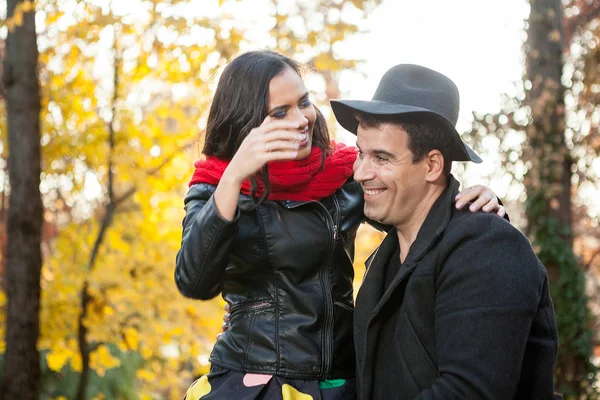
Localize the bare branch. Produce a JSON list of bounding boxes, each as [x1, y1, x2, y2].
[[113, 139, 196, 207], [76, 23, 120, 400]]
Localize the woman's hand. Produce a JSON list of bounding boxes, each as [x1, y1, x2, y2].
[[223, 117, 305, 185], [455, 185, 506, 217], [214, 117, 305, 220], [216, 303, 231, 340]]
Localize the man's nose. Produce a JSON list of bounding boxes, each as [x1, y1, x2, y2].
[[353, 157, 374, 182]]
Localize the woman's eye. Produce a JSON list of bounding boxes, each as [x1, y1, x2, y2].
[[272, 111, 287, 119], [300, 99, 311, 107]]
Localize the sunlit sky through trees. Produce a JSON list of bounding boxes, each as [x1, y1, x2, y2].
[[1, 0, 598, 217]]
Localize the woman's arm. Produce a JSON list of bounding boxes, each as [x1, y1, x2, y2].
[[176, 118, 306, 298], [175, 185, 240, 300]]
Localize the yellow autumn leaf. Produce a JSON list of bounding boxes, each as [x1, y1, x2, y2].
[[46, 348, 72, 372], [136, 368, 156, 382], [124, 327, 140, 350], [90, 345, 121, 377], [22, 1, 35, 12], [70, 353, 83, 372], [141, 346, 153, 360]]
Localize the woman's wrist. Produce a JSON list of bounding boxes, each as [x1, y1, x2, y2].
[[221, 168, 245, 188]]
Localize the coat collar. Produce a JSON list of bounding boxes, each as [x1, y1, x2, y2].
[[361, 174, 461, 318], [355, 175, 460, 399]]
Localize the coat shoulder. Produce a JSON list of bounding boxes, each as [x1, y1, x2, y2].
[[442, 210, 547, 283]]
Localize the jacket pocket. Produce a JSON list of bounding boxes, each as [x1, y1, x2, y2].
[[224, 299, 277, 371], [229, 299, 273, 315], [396, 313, 439, 390]]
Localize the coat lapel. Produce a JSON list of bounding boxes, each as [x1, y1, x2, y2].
[[355, 176, 461, 396], [375, 176, 461, 311], [354, 228, 400, 394]]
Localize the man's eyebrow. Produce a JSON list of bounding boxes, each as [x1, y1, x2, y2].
[[372, 149, 396, 159], [356, 143, 396, 159]]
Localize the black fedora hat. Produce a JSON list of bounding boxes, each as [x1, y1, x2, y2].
[[330, 64, 482, 163]]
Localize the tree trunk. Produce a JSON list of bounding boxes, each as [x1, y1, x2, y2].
[[524, 0, 594, 396], [524, 0, 570, 235], [0, 1, 43, 399]]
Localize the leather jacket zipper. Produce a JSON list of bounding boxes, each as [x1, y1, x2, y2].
[[285, 198, 340, 378], [315, 197, 340, 379], [332, 196, 340, 240]]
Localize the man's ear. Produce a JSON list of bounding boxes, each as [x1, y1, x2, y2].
[[425, 149, 444, 182]]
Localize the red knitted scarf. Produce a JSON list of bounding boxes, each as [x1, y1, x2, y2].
[[189, 142, 358, 201]]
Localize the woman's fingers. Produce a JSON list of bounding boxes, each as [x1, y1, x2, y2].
[[496, 205, 507, 218], [263, 139, 302, 152], [217, 303, 230, 339], [261, 130, 305, 145], [253, 131, 304, 162], [456, 185, 485, 209], [455, 185, 498, 212], [226, 118, 307, 182], [468, 194, 494, 212], [253, 118, 302, 135]]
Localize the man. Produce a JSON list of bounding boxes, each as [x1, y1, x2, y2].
[[330, 64, 560, 399]]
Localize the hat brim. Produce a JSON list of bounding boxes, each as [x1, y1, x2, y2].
[[330, 99, 482, 164]]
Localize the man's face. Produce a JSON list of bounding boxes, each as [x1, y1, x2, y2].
[[354, 122, 429, 227]]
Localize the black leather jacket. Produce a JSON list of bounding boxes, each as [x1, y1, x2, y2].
[[175, 178, 364, 379]]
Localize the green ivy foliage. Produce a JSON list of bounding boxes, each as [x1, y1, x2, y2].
[[526, 191, 598, 399]]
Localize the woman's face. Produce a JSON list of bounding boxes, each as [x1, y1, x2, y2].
[[267, 67, 316, 161]]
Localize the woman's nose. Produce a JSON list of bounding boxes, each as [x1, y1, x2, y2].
[[290, 108, 308, 129]]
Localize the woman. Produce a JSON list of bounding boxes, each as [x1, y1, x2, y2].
[[176, 50, 503, 400]]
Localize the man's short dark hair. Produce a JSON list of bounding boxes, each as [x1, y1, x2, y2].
[[356, 113, 454, 176]]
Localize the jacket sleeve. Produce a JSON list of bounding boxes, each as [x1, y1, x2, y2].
[[175, 185, 240, 300], [415, 216, 550, 400]]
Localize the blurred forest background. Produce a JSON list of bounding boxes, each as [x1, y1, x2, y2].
[[1, 0, 600, 399]]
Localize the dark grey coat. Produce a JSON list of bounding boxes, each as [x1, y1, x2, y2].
[[353, 176, 560, 400]]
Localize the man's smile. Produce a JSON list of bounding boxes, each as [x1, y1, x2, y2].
[[363, 187, 387, 196]]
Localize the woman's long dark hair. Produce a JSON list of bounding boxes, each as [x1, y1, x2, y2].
[[202, 50, 331, 205]]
